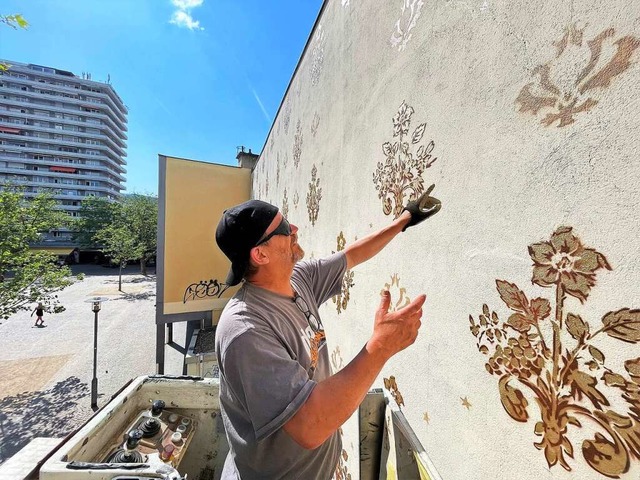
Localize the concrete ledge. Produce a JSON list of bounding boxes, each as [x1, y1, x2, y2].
[[0, 437, 62, 480]]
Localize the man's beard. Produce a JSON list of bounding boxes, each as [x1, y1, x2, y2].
[[292, 243, 305, 263]]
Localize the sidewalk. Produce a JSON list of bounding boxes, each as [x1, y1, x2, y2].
[[0, 264, 186, 465]]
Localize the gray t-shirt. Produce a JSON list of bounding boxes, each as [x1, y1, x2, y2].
[[215, 252, 347, 480]]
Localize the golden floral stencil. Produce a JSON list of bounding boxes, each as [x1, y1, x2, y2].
[[281, 188, 289, 219], [270, 134, 275, 152], [469, 226, 640, 476], [276, 153, 280, 186], [293, 119, 303, 168], [333, 428, 353, 480], [516, 23, 640, 128], [332, 232, 356, 314], [283, 152, 289, 169], [373, 101, 437, 218], [293, 191, 299, 209], [390, 0, 425, 51], [423, 411, 430, 424], [311, 112, 320, 137], [283, 99, 292, 135], [384, 375, 405, 407], [461, 397, 472, 410], [331, 345, 345, 372], [310, 25, 326, 86], [265, 175, 269, 197], [306, 164, 322, 226], [382, 273, 411, 312]]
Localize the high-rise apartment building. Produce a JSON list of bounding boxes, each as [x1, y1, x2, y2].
[[0, 60, 127, 242]]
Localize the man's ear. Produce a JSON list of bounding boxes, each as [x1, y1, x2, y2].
[[249, 245, 269, 266]]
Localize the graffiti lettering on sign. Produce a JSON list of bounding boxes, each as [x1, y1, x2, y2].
[[373, 101, 438, 218], [469, 226, 640, 476], [183, 279, 230, 303], [516, 23, 640, 127]]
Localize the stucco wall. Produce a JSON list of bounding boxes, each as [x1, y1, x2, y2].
[[251, 1, 640, 478]]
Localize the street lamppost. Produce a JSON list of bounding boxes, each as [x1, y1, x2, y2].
[[84, 296, 110, 410]]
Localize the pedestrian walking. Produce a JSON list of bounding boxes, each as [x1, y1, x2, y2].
[[31, 302, 45, 327]]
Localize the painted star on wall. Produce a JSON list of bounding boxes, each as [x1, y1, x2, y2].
[[461, 397, 472, 410]]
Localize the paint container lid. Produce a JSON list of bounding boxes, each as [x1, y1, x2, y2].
[[177, 424, 187, 434], [171, 432, 183, 444], [168, 414, 179, 423], [180, 418, 191, 426]]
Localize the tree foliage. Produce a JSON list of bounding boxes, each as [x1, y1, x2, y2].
[[77, 194, 158, 288], [0, 185, 75, 319], [0, 14, 28, 72]]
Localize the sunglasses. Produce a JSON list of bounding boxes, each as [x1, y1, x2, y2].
[[256, 217, 291, 246], [294, 294, 323, 333]]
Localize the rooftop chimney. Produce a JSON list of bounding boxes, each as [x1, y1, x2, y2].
[[236, 146, 259, 170]]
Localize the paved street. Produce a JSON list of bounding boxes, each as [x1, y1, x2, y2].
[[0, 265, 187, 464]]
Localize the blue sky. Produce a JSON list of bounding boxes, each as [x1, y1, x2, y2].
[[0, 0, 322, 194]]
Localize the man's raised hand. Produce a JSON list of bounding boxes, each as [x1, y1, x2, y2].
[[401, 184, 441, 232], [368, 290, 426, 360]]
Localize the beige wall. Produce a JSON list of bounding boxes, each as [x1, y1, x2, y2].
[[162, 156, 250, 315], [252, 1, 640, 478]]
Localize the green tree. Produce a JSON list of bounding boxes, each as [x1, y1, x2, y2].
[[0, 185, 75, 319], [72, 196, 119, 247], [0, 14, 28, 71], [95, 223, 141, 292], [122, 194, 157, 275]]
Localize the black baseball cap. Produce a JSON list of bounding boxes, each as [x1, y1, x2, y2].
[[215, 200, 280, 286]]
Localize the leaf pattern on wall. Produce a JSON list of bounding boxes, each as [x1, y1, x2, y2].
[[332, 232, 355, 314], [293, 119, 303, 168], [373, 101, 437, 218], [333, 428, 353, 480], [293, 191, 299, 209], [276, 153, 280, 186], [283, 99, 292, 135], [306, 164, 322, 226], [469, 226, 640, 476], [281, 188, 289, 218], [516, 23, 640, 127], [311, 112, 320, 137], [311, 25, 326, 86], [331, 345, 345, 371], [390, 0, 425, 51]]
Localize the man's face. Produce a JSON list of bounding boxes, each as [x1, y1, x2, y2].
[[260, 216, 304, 267]]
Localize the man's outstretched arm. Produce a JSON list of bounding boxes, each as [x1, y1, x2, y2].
[[343, 211, 410, 269], [344, 184, 442, 269]]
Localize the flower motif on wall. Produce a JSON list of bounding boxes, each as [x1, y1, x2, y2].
[[384, 375, 405, 407], [516, 24, 640, 127], [334, 428, 353, 480], [373, 101, 437, 218], [469, 226, 640, 476], [332, 232, 355, 314], [276, 154, 281, 186], [281, 188, 289, 219], [293, 191, 299, 209], [283, 99, 292, 135], [311, 112, 320, 137], [331, 346, 345, 371], [311, 25, 327, 86], [382, 273, 411, 312], [270, 134, 275, 153], [306, 164, 322, 226], [293, 119, 304, 168], [390, 0, 425, 51]]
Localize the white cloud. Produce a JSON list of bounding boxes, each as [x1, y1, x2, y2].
[[169, 0, 204, 31], [170, 10, 203, 30], [171, 0, 203, 9]]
